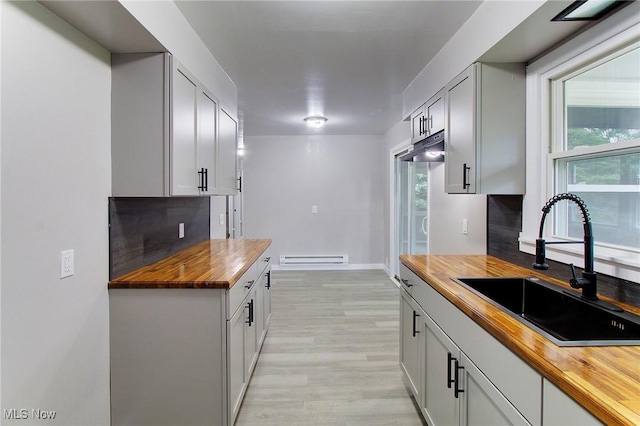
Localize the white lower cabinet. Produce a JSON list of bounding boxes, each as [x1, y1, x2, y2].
[[228, 300, 247, 423], [422, 313, 459, 425], [419, 310, 529, 426], [460, 352, 530, 425], [400, 267, 539, 426], [110, 251, 271, 426], [400, 288, 422, 398]]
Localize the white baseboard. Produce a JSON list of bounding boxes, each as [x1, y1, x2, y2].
[[272, 263, 385, 271]]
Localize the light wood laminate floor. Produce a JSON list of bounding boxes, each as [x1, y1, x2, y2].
[[235, 270, 425, 425]]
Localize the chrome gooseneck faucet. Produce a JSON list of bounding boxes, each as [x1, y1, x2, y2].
[[533, 193, 598, 301]]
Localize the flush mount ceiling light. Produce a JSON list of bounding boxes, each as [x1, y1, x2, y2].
[[551, 0, 630, 21], [304, 116, 328, 129]]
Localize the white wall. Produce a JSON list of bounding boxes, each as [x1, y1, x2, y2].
[[427, 164, 487, 255], [243, 135, 384, 267], [382, 120, 486, 276], [1, 1, 111, 424], [402, 0, 544, 118]]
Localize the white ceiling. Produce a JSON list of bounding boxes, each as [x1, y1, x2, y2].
[[174, 1, 483, 137], [41, 0, 599, 138]]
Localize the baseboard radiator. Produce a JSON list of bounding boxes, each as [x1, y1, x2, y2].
[[279, 255, 349, 266]]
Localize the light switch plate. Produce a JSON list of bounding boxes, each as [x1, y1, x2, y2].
[[179, 223, 185, 239], [60, 249, 74, 278]]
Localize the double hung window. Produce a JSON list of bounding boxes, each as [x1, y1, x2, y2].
[[550, 44, 640, 252]]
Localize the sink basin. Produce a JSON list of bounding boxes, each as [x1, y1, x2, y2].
[[452, 277, 640, 346]]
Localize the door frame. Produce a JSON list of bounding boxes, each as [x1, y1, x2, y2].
[[389, 139, 412, 279]]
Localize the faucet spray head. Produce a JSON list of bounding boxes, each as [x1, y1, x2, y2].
[[533, 238, 549, 270]]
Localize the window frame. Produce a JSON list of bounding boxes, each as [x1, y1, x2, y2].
[[520, 11, 640, 282]]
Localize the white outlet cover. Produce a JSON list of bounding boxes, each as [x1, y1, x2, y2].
[[60, 249, 74, 278], [179, 223, 185, 239]]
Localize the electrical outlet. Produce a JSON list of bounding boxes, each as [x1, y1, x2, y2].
[[462, 219, 468, 235], [312, 205, 318, 214], [60, 249, 74, 278], [179, 223, 185, 239]]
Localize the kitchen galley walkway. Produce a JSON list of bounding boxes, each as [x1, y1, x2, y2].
[[235, 269, 426, 425]]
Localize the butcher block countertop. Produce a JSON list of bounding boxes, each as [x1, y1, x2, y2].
[[400, 254, 640, 426], [109, 239, 271, 289]]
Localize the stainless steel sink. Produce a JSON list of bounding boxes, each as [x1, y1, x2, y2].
[[452, 277, 640, 346]]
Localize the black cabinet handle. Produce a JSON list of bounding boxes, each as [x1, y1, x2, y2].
[[197, 167, 208, 191], [245, 299, 254, 326], [245, 279, 254, 290], [446, 352, 464, 397], [401, 278, 413, 288], [447, 352, 455, 389], [412, 311, 420, 337], [462, 163, 471, 190], [266, 271, 271, 289], [198, 168, 205, 191], [264, 256, 271, 263], [454, 360, 465, 398], [237, 176, 242, 192]]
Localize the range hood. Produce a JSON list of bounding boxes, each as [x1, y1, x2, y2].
[[400, 130, 445, 162]]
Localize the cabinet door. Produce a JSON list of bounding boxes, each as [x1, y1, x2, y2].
[[445, 65, 476, 194], [227, 303, 246, 425], [254, 273, 265, 349], [263, 270, 272, 331], [171, 63, 199, 195], [197, 88, 217, 194], [426, 90, 445, 135], [258, 269, 272, 347], [411, 105, 427, 143], [217, 109, 238, 195], [422, 313, 460, 426], [400, 289, 422, 399], [460, 352, 530, 426], [244, 286, 259, 379]]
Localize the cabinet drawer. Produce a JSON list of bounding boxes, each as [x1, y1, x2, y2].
[[257, 248, 273, 276], [399, 264, 422, 296], [227, 262, 257, 319]]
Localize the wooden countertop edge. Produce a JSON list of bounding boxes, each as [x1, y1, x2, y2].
[[400, 255, 639, 426], [109, 239, 272, 290]]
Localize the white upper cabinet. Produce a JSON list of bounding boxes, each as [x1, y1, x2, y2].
[[112, 52, 236, 197], [217, 108, 239, 195], [444, 63, 525, 194], [410, 89, 445, 144], [171, 63, 199, 195], [426, 89, 445, 136], [410, 103, 427, 144], [197, 87, 218, 195]]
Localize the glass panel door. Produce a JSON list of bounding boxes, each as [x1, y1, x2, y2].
[[395, 156, 429, 272]]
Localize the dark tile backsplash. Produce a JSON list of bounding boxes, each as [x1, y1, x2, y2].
[[109, 197, 210, 279], [487, 195, 640, 308]]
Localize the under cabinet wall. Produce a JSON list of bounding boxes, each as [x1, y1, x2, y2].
[[109, 197, 210, 279]]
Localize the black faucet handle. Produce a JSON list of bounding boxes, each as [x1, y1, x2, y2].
[[569, 263, 590, 289]]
